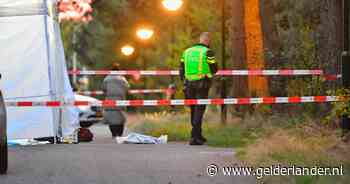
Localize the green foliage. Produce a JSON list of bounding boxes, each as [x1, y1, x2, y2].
[[272, 0, 324, 97], [262, 0, 340, 118], [325, 89, 350, 124], [274, 0, 319, 67], [60, 0, 225, 94]]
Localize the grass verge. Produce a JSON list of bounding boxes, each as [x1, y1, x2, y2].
[[130, 111, 350, 184], [131, 111, 258, 147]]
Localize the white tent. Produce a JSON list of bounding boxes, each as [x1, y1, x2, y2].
[[0, 0, 79, 139]]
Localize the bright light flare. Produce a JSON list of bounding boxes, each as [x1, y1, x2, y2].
[[121, 45, 135, 56], [136, 28, 154, 40], [162, 0, 183, 11]]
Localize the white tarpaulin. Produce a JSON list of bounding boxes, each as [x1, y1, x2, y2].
[[0, 0, 79, 139], [116, 133, 168, 145]]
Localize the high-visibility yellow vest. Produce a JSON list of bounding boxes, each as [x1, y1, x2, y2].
[[181, 44, 215, 81]]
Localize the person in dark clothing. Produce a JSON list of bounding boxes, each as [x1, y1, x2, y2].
[[179, 32, 218, 145], [108, 124, 125, 138]]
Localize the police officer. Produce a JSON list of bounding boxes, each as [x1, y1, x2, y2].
[[180, 32, 218, 145]]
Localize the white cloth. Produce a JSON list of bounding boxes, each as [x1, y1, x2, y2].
[[116, 133, 168, 144]]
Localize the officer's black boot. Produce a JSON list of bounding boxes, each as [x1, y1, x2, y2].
[[198, 119, 207, 143], [190, 127, 204, 146], [189, 137, 204, 146], [197, 125, 207, 143], [199, 135, 207, 143]]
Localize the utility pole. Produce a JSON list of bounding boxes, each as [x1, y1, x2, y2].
[[342, 0, 350, 134], [221, 0, 227, 124]]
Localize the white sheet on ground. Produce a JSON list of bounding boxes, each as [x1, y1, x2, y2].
[[8, 139, 50, 146], [116, 133, 168, 144]]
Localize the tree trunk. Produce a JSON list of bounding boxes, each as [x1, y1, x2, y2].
[[260, 0, 280, 59], [318, 0, 343, 76], [244, 0, 269, 97], [259, 0, 285, 97], [230, 0, 248, 97]]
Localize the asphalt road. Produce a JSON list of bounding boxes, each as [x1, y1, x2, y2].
[[1, 124, 256, 184]]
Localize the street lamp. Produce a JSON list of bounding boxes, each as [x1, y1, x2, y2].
[[162, 0, 183, 104], [121, 45, 135, 56], [136, 28, 154, 40], [162, 0, 183, 11], [136, 27, 154, 88]]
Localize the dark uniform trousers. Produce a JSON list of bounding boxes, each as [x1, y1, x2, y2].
[[185, 79, 211, 139]]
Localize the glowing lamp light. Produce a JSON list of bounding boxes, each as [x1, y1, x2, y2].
[[121, 45, 135, 56], [162, 0, 183, 11], [136, 28, 154, 40]]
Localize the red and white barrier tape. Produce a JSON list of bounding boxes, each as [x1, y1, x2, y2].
[[69, 70, 324, 76], [129, 89, 168, 94], [78, 91, 104, 96], [323, 74, 342, 81], [77, 89, 175, 96], [5, 96, 338, 107]]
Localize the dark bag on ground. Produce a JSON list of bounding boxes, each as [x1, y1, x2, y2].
[[78, 128, 94, 142]]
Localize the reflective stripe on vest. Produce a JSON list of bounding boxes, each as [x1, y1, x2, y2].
[[198, 48, 204, 79]]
